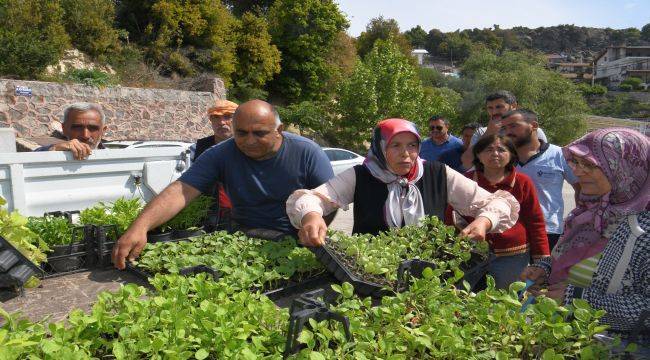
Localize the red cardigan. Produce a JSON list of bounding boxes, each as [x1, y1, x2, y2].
[[446, 169, 550, 259]]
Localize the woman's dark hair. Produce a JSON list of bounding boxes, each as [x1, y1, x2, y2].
[[472, 134, 518, 172]]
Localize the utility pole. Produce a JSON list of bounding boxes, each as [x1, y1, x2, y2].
[[591, 60, 595, 86], [450, 47, 454, 68]]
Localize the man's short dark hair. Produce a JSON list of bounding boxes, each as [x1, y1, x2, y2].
[[501, 109, 539, 124], [461, 122, 480, 132], [428, 115, 449, 126], [485, 90, 517, 105]]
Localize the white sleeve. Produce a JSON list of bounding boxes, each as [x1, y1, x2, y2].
[[469, 127, 487, 146], [445, 166, 520, 233], [286, 167, 357, 229]]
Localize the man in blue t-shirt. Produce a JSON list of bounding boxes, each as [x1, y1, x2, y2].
[[419, 115, 464, 172], [112, 100, 334, 269], [501, 109, 580, 251]]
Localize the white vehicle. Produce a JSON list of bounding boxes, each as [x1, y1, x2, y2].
[[0, 148, 190, 216], [103, 140, 193, 150], [323, 147, 364, 176]]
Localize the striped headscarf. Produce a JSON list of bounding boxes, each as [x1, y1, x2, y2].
[[549, 127, 649, 284]]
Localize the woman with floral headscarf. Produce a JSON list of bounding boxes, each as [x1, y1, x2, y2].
[[286, 118, 519, 245], [521, 128, 649, 346]]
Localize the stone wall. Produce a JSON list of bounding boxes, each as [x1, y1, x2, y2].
[[0, 79, 226, 142]]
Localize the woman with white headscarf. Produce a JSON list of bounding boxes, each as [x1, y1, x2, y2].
[[286, 118, 519, 246]]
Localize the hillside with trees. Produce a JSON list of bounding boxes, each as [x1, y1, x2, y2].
[[1, 0, 643, 148], [404, 23, 650, 63]]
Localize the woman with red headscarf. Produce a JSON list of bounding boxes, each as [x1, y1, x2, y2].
[[521, 128, 649, 349], [286, 118, 519, 245]]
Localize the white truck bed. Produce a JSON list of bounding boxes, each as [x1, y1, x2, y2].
[[0, 148, 190, 216]]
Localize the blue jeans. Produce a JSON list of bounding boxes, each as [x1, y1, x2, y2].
[[488, 252, 530, 290]]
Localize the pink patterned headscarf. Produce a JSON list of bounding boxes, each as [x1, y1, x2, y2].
[[549, 127, 649, 284]]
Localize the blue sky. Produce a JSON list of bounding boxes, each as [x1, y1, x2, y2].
[[335, 0, 650, 36]]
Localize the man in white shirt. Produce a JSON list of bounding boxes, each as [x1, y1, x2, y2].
[[501, 109, 579, 250]]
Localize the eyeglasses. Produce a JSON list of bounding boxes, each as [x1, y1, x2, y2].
[[429, 126, 444, 131], [567, 158, 599, 172]]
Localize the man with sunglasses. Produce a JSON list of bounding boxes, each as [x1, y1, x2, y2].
[[35, 102, 107, 160], [419, 115, 464, 171], [112, 99, 334, 270]]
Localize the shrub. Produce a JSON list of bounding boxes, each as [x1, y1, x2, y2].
[[0, 0, 69, 79], [620, 77, 643, 90], [60, 0, 122, 60], [65, 68, 115, 87], [577, 83, 607, 97], [619, 84, 633, 92]]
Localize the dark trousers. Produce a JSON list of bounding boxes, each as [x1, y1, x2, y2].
[[547, 233, 563, 252]]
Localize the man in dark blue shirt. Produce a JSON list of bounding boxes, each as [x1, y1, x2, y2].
[[419, 115, 464, 172], [112, 100, 334, 269]]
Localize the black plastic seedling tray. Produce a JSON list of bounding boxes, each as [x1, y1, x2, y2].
[[263, 273, 339, 308], [309, 244, 394, 298], [126, 259, 333, 305], [42, 225, 96, 278], [310, 241, 490, 298], [0, 236, 44, 289]]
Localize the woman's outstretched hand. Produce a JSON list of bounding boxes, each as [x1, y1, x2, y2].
[[298, 211, 328, 247], [460, 216, 492, 242]]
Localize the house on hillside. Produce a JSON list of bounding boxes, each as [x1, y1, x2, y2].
[[594, 45, 650, 88], [411, 49, 429, 66], [548, 62, 593, 83], [545, 54, 566, 65]]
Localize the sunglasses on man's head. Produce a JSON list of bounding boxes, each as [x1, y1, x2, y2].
[[430, 125, 444, 131]]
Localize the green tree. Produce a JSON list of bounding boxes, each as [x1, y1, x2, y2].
[[60, 0, 122, 60], [115, 0, 155, 44], [609, 27, 641, 45], [138, 0, 239, 82], [336, 39, 457, 150], [356, 16, 411, 58], [424, 28, 446, 57], [0, 0, 69, 79], [439, 32, 473, 63], [461, 27, 502, 51], [232, 12, 280, 89], [323, 31, 358, 94], [267, 0, 348, 102], [404, 25, 428, 49], [642, 23, 650, 42], [223, 0, 275, 16], [458, 50, 588, 145]]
